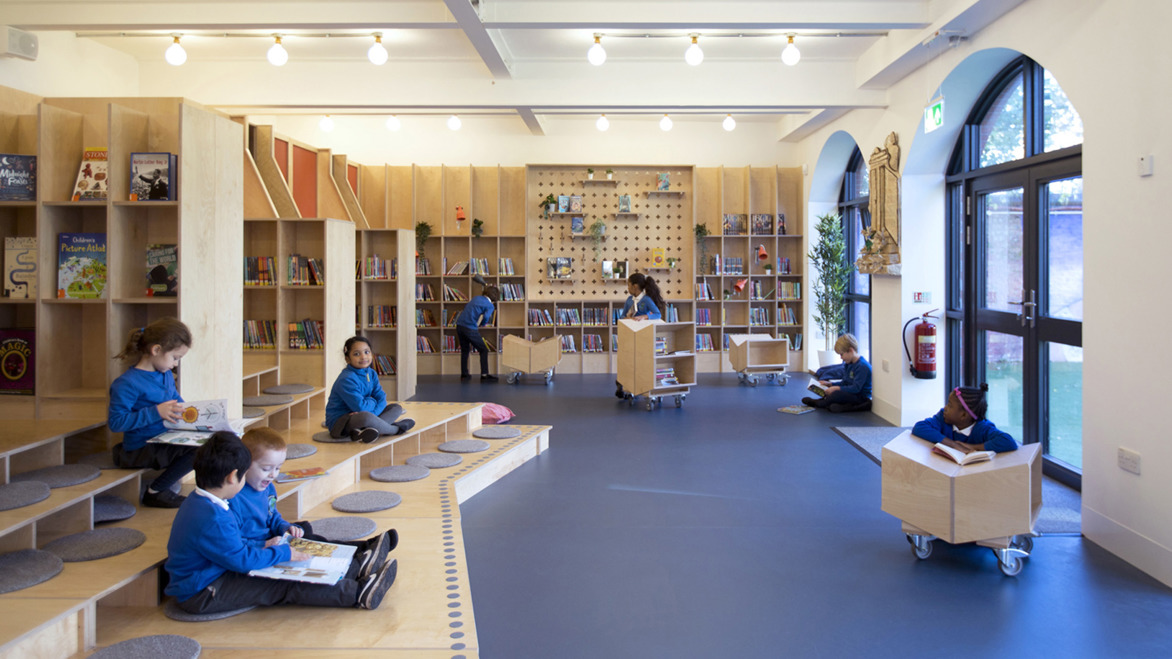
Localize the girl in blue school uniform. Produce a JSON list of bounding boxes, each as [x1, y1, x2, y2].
[[325, 336, 415, 443], [912, 383, 1018, 453], [614, 273, 666, 398]]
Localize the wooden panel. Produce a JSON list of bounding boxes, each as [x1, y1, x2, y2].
[[387, 166, 413, 230], [722, 165, 749, 214], [347, 164, 358, 196], [274, 137, 289, 182], [0, 84, 42, 115], [37, 104, 85, 202], [331, 154, 368, 228], [472, 166, 499, 236], [243, 149, 278, 219], [442, 165, 470, 237], [291, 145, 317, 219], [395, 229, 417, 400], [251, 126, 298, 219], [358, 164, 387, 229], [323, 218, 356, 386], [777, 167, 803, 231], [749, 166, 777, 215], [0, 603, 83, 659], [106, 104, 149, 204], [413, 165, 441, 239], [499, 166, 526, 236], [314, 150, 349, 222]]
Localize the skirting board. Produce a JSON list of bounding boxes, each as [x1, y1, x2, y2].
[[1083, 505, 1172, 588], [871, 395, 899, 427]]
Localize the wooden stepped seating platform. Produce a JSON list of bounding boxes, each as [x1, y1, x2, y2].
[[0, 402, 549, 658], [241, 355, 327, 430]]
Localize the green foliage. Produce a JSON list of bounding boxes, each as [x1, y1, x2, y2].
[[471, 218, 484, 239], [808, 213, 853, 350], [589, 219, 607, 261], [415, 221, 432, 255], [695, 223, 711, 273]]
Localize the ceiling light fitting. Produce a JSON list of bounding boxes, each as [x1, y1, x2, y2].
[[587, 34, 606, 66], [723, 114, 736, 131], [685, 35, 703, 66], [319, 115, 334, 132], [267, 35, 288, 66], [385, 115, 401, 131], [660, 114, 673, 131], [447, 115, 462, 131], [164, 34, 186, 66], [596, 114, 609, 131], [781, 34, 800, 66], [368, 33, 388, 65]]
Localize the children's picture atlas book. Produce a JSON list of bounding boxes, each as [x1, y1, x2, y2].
[[56, 232, 107, 299], [149, 398, 247, 446], [249, 537, 357, 585]]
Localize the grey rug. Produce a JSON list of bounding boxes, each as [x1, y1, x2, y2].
[[473, 426, 521, 439], [332, 490, 401, 513], [0, 549, 63, 594], [79, 452, 118, 469], [831, 425, 1082, 534], [163, 598, 255, 622], [406, 452, 463, 469], [89, 634, 201, 659], [94, 494, 137, 523], [285, 443, 317, 459], [264, 383, 314, 395], [370, 464, 431, 483], [11, 463, 101, 488], [44, 527, 146, 562], [0, 481, 51, 511], [439, 439, 490, 454], [308, 516, 377, 541], [242, 406, 265, 419], [242, 394, 293, 407], [312, 431, 349, 444]]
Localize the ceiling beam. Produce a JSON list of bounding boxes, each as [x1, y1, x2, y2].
[[515, 107, 545, 135], [443, 0, 512, 78]]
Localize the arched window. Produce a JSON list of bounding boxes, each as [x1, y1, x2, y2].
[[838, 147, 871, 358]]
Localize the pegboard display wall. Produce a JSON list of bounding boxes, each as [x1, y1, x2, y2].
[[528, 166, 693, 301]]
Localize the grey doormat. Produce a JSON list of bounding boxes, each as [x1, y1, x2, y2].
[[406, 453, 463, 469], [264, 383, 314, 395], [831, 425, 1082, 534], [79, 452, 119, 469], [473, 426, 521, 439], [285, 443, 317, 459], [332, 490, 402, 513], [44, 527, 147, 562], [242, 394, 293, 407], [0, 549, 63, 594], [438, 439, 490, 453], [89, 634, 201, 659], [312, 431, 349, 443], [0, 480, 51, 511], [308, 516, 377, 541], [370, 464, 431, 483], [12, 463, 101, 488], [242, 406, 265, 419], [163, 598, 255, 622], [94, 494, 137, 523]]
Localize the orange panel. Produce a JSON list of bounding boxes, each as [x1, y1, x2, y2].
[[274, 138, 289, 182], [292, 145, 317, 218], [347, 163, 359, 196]]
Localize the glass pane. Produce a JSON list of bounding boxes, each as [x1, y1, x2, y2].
[[982, 188, 1024, 312], [1043, 69, 1084, 152], [851, 300, 871, 360], [1047, 177, 1083, 320], [978, 73, 1025, 168], [985, 332, 1024, 443], [852, 158, 869, 199], [851, 208, 870, 295], [1047, 343, 1082, 469]]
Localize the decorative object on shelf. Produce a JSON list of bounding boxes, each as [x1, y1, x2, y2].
[[570, 195, 582, 213], [571, 215, 585, 236], [667, 257, 678, 269], [723, 289, 730, 300], [587, 168, 594, 180], [809, 213, 853, 364], [757, 244, 769, 262], [734, 278, 748, 294], [857, 131, 902, 276], [695, 223, 711, 274], [657, 172, 671, 190], [541, 193, 557, 218], [618, 194, 632, 213], [471, 217, 484, 238], [606, 168, 614, 180], [651, 247, 665, 268], [763, 263, 773, 274], [588, 219, 607, 261], [455, 205, 466, 222], [414, 221, 432, 256], [557, 195, 570, 213]]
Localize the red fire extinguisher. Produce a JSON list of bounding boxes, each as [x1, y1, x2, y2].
[[902, 309, 938, 379]]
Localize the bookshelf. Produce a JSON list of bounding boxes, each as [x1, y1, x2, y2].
[[616, 318, 696, 407], [355, 228, 415, 401]]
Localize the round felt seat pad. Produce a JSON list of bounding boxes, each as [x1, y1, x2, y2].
[[90, 634, 201, 659], [0, 549, 63, 594], [163, 598, 255, 622], [439, 439, 491, 453], [312, 431, 349, 443], [45, 527, 146, 562], [263, 383, 315, 394], [0, 481, 51, 512], [308, 516, 377, 541], [332, 490, 402, 513], [94, 494, 137, 523], [285, 443, 317, 459], [406, 453, 463, 469], [242, 406, 265, 419], [11, 464, 101, 488], [370, 465, 431, 482], [473, 426, 522, 439], [242, 394, 293, 406]]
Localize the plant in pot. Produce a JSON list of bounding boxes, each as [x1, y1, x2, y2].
[[808, 213, 853, 367], [540, 194, 557, 218], [587, 168, 595, 180], [415, 220, 433, 257], [694, 223, 712, 274], [588, 219, 607, 261], [606, 168, 614, 180], [471, 218, 484, 239]]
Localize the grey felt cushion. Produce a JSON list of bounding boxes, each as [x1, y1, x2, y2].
[[11, 463, 101, 489], [285, 443, 317, 460], [89, 634, 201, 659], [332, 490, 402, 513], [44, 527, 146, 562], [308, 516, 377, 541], [242, 394, 293, 406], [163, 598, 255, 622], [0, 549, 63, 594], [264, 383, 314, 395], [0, 481, 51, 511], [312, 431, 349, 443], [242, 406, 265, 419], [438, 439, 491, 453], [79, 451, 119, 469], [473, 426, 522, 439], [406, 452, 463, 469], [369, 465, 431, 483], [94, 494, 137, 523]]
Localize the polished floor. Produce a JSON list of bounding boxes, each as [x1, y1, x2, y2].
[[415, 373, 1172, 659]]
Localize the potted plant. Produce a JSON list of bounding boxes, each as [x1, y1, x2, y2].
[[808, 213, 853, 367], [666, 257, 677, 269], [694, 223, 712, 274], [471, 218, 484, 239], [540, 194, 557, 218], [415, 220, 432, 257], [588, 219, 607, 261], [587, 168, 595, 180], [763, 263, 773, 275], [606, 168, 614, 180]]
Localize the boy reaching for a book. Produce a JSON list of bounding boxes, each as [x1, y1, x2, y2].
[[800, 333, 872, 413], [912, 384, 1018, 454], [165, 432, 397, 615]]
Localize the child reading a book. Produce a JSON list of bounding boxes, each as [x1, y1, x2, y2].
[[234, 427, 398, 558], [912, 384, 1018, 454], [455, 284, 500, 381], [108, 317, 195, 508], [326, 336, 416, 442], [614, 273, 667, 398], [800, 333, 872, 413], [166, 432, 397, 614]]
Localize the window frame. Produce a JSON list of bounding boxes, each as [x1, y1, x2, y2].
[[838, 147, 872, 357]]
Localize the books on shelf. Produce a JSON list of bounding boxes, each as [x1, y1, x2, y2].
[[556, 307, 582, 326], [276, 466, 327, 483], [470, 258, 490, 276], [500, 282, 524, 301], [442, 283, 468, 301], [777, 281, 801, 300], [417, 336, 436, 353], [245, 256, 276, 286], [932, 443, 996, 466], [696, 281, 713, 300], [722, 213, 747, 236], [777, 213, 787, 235], [0, 328, 34, 395], [249, 537, 356, 585], [547, 257, 572, 280], [56, 232, 107, 299], [357, 254, 395, 280], [570, 215, 584, 235], [663, 304, 679, 323], [445, 259, 469, 275], [527, 308, 555, 327], [569, 195, 583, 213], [415, 308, 437, 327], [751, 213, 773, 235], [145, 243, 178, 297], [374, 354, 396, 376], [287, 319, 325, 349], [244, 320, 277, 350], [4, 236, 36, 299], [583, 334, 605, 352], [749, 307, 770, 326], [415, 283, 435, 301], [583, 307, 608, 326], [778, 257, 792, 274], [792, 333, 803, 350], [695, 308, 711, 326], [559, 334, 577, 353], [416, 257, 431, 275], [71, 147, 108, 201], [367, 305, 397, 328], [287, 255, 324, 286], [498, 257, 515, 275], [694, 333, 715, 352], [129, 152, 176, 201], [442, 334, 459, 353], [0, 154, 36, 201], [655, 366, 678, 386]]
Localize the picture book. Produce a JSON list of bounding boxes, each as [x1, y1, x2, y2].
[[163, 398, 242, 433], [56, 232, 107, 299], [601, 260, 614, 279], [71, 147, 108, 201], [932, 443, 996, 466], [807, 380, 828, 397], [4, 236, 36, 299], [657, 172, 670, 190], [145, 243, 178, 296], [557, 195, 570, 213], [778, 405, 815, 415], [569, 195, 583, 213], [130, 152, 174, 201], [570, 215, 584, 235], [249, 537, 356, 585], [618, 194, 632, 213], [751, 213, 773, 235], [722, 213, 747, 236], [777, 213, 787, 235], [0, 154, 36, 201], [147, 430, 214, 447], [0, 329, 34, 395], [650, 247, 666, 268], [548, 257, 572, 280], [277, 466, 328, 483]]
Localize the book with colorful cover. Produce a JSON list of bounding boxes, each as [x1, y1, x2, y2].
[[163, 398, 242, 432], [570, 215, 584, 235], [0, 328, 34, 395], [778, 404, 815, 415], [145, 243, 178, 296], [130, 152, 174, 201], [650, 247, 666, 268], [0, 154, 36, 201], [656, 172, 670, 190], [71, 147, 108, 201], [4, 236, 36, 299], [277, 466, 328, 483], [56, 232, 107, 299], [249, 537, 356, 585]]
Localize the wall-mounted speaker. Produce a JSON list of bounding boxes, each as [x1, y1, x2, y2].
[[0, 27, 39, 61]]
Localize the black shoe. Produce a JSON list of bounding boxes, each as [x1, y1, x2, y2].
[[356, 549, 375, 580], [392, 419, 416, 435], [460, 374, 471, 381], [143, 488, 186, 509], [800, 397, 818, 407], [351, 427, 380, 444], [481, 374, 499, 382], [383, 403, 404, 421], [358, 558, 397, 610], [360, 530, 394, 580], [827, 403, 846, 413]]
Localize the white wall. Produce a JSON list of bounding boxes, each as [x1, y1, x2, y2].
[[0, 32, 139, 97], [798, 0, 1172, 586]]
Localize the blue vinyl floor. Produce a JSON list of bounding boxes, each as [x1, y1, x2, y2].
[[414, 373, 1172, 659]]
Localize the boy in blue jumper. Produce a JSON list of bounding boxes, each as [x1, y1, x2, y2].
[[801, 333, 872, 413], [165, 432, 397, 615], [912, 383, 1018, 453], [456, 284, 500, 381]]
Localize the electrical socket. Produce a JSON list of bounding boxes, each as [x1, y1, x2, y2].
[[1118, 447, 1141, 475]]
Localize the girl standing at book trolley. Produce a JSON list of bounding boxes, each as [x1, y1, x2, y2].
[[108, 317, 195, 508], [614, 273, 666, 398]]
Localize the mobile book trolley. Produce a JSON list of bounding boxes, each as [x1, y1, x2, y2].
[[616, 318, 696, 410], [881, 430, 1041, 576], [727, 334, 790, 386], [501, 334, 561, 384]]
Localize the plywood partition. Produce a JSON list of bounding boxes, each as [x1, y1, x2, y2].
[[358, 164, 387, 228], [37, 104, 85, 202], [472, 166, 500, 235], [388, 166, 413, 230], [314, 150, 350, 223], [243, 149, 279, 219], [722, 166, 749, 214], [693, 167, 721, 234], [291, 145, 317, 219], [750, 166, 777, 215], [331, 154, 368, 229], [499, 166, 526, 236], [0, 83, 42, 114], [442, 165, 470, 237], [251, 125, 299, 219], [0, 112, 38, 154], [778, 168, 803, 228], [414, 165, 442, 236], [396, 229, 417, 400]]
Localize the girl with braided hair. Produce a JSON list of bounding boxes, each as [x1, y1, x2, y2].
[[912, 383, 1018, 453]]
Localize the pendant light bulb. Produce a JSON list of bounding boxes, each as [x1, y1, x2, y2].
[[385, 115, 401, 131], [368, 34, 388, 65], [447, 114, 462, 131], [587, 34, 606, 66], [165, 35, 187, 66], [781, 34, 801, 66], [267, 35, 288, 66], [723, 114, 736, 132], [685, 35, 703, 66], [659, 114, 673, 132], [596, 114, 609, 131], [319, 115, 334, 132]]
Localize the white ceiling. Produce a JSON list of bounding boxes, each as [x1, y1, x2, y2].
[[0, 0, 1027, 138]]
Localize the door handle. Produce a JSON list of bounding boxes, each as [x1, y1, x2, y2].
[[1007, 291, 1037, 328]]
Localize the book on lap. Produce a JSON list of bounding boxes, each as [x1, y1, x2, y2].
[[249, 537, 356, 585]]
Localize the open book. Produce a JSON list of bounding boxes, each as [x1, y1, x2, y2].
[[932, 442, 995, 466], [807, 381, 828, 397], [249, 537, 356, 585], [149, 399, 247, 446], [277, 466, 327, 483]]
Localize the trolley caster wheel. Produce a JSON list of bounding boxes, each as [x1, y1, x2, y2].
[[646, 400, 655, 411], [1011, 534, 1034, 554], [779, 376, 789, 386], [748, 376, 758, 387], [767, 374, 776, 382], [544, 370, 553, 384], [908, 535, 933, 560], [626, 394, 635, 407], [675, 395, 683, 408], [998, 554, 1024, 577], [506, 373, 519, 385]]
